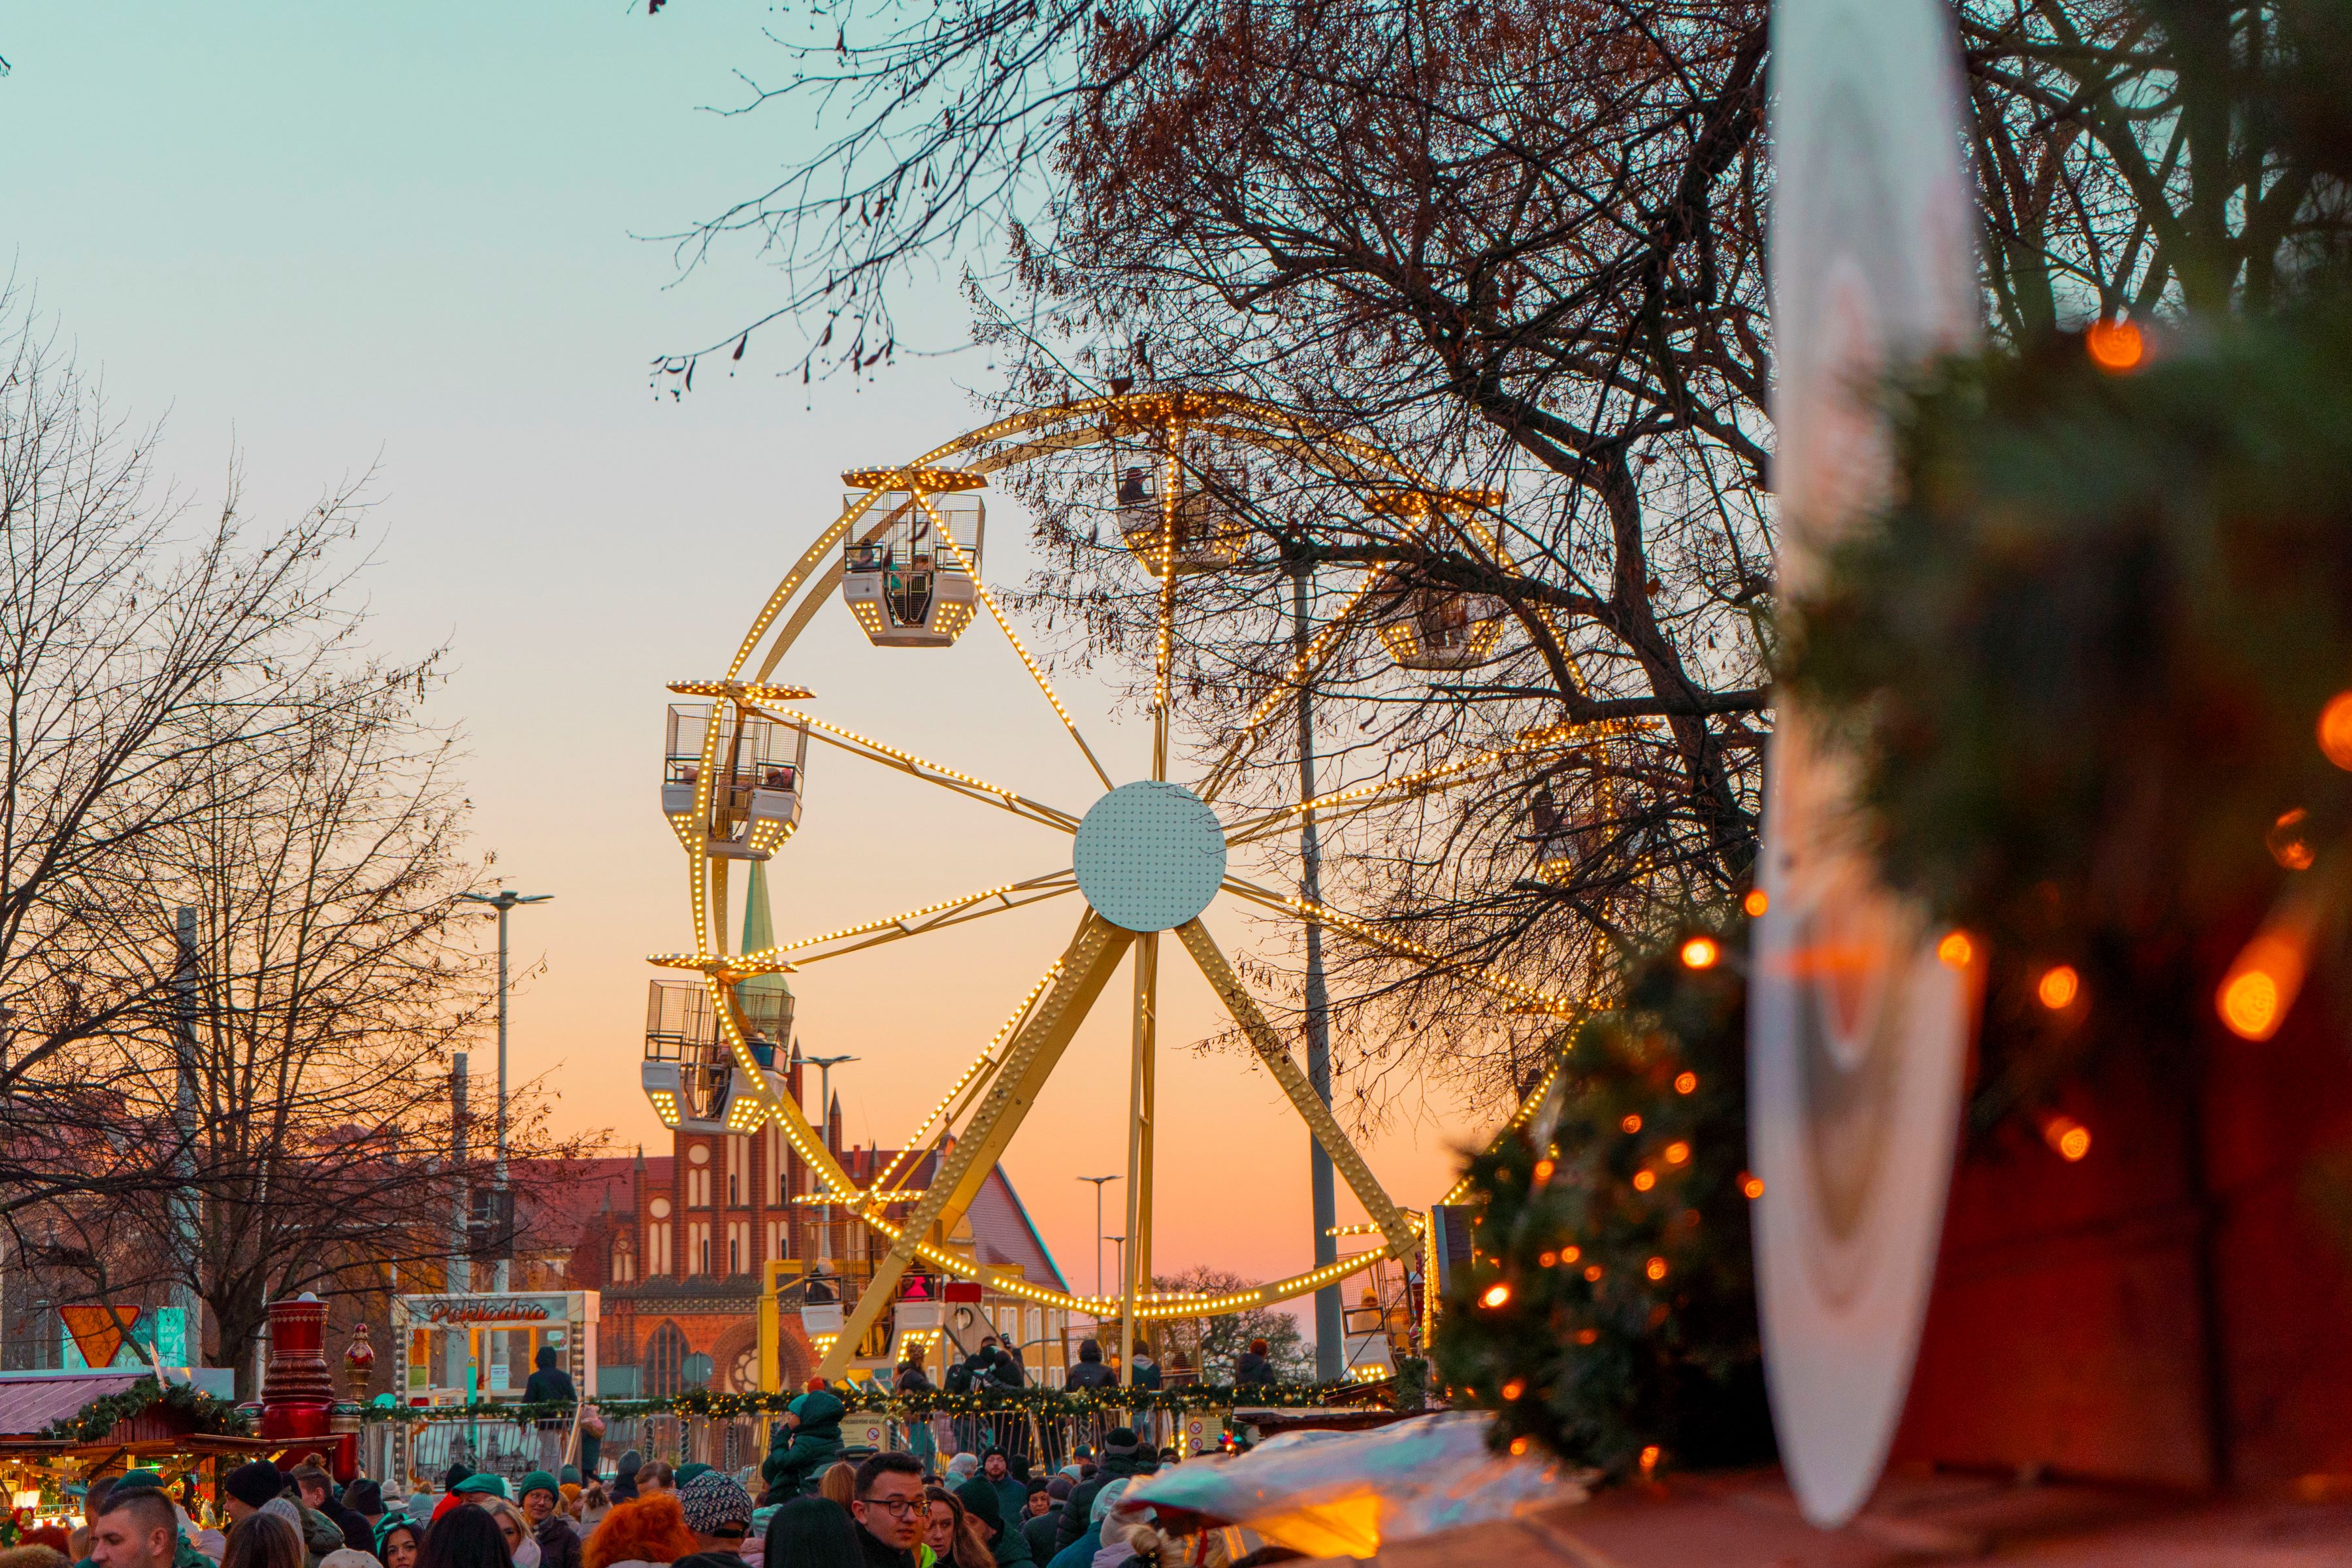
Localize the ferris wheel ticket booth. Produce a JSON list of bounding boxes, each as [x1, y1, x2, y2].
[[389, 1292, 600, 1488]]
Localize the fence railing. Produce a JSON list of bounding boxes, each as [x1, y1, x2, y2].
[[363, 1401, 1218, 1492]]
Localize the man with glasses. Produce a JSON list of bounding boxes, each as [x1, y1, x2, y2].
[[849, 1453, 927, 1567]]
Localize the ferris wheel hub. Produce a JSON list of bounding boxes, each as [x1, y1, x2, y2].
[[1073, 780, 1228, 932]]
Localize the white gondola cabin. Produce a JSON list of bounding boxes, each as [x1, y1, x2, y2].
[[664, 704, 809, 860], [642, 978, 792, 1134], [1372, 582, 1507, 671], [839, 469, 985, 647], [1104, 414, 1250, 575], [1367, 488, 1511, 672]]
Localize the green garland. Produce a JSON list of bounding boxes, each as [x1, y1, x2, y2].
[[357, 1380, 1364, 1427], [39, 1376, 255, 1443], [1433, 921, 1771, 1478], [1784, 301, 2352, 1131]]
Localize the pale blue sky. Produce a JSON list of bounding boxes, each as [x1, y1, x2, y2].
[[0, 2, 1473, 1297]]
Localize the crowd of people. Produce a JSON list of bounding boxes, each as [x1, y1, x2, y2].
[[0, 1415, 1231, 1568], [0, 1327, 1298, 1568]]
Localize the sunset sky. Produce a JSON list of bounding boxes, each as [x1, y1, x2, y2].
[[0, 1, 1498, 1314]]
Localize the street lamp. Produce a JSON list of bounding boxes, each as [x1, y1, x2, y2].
[[1076, 1175, 1120, 1302], [457, 887, 551, 1294], [796, 1047, 858, 1260]]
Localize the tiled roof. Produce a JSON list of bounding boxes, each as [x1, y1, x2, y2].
[[0, 1371, 150, 1438], [966, 1168, 1070, 1295]]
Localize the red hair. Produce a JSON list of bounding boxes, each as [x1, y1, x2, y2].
[[583, 1494, 696, 1568]]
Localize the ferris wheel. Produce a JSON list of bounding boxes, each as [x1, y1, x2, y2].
[[646, 389, 1614, 1382]]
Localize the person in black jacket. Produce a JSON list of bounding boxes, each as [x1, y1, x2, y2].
[[1064, 1339, 1116, 1390], [1233, 1338, 1276, 1388], [1053, 1429, 1158, 1554]]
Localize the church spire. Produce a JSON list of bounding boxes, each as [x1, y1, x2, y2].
[[736, 860, 795, 1060]]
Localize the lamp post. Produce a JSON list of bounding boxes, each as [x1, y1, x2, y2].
[[799, 1051, 858, 1260], [1077, 1175, 1120, 1303], [1287, 552, 1343, 1382], [456, 888, 551, 1294]]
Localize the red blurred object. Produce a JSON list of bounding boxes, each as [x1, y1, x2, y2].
[[259, 1296, 336, 1442]]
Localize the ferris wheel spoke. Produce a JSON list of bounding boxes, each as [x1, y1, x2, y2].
[[749, 706, 1083, 832], [711, 870, 1081, 973], [904, 488, 1117, 793], [860, 951, 1069, 1200], [812, 912, 1137, 1379], [1171, 919, 1417, 1260], [1219, 873, 1586, 1019], [1196, 566, 1397, 804], [1222, 718, 1648, 848]]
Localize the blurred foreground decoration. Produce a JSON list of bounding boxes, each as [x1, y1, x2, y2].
[[1433, 925, 1767, 1480], [1124, 1411, 1580, 1560], [1748, 0, 1980, 1527]]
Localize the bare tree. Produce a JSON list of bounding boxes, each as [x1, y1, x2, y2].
[[0, 293, 389, 1214]]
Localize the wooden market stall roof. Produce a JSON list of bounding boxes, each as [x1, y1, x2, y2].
[[0, 1373, 150, 1441], [0, 1371, 272, 1467]]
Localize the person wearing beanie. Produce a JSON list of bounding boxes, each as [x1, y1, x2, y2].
[[1021, 1478, 1060, 1566], [557, 1469, 581, 1490], [222, 1464, 284, 1524], [518, 1472, 581, 1568], [1051, 1430, 1154, 1556], [606, 1452, 644, 1505], [340, 1481, 385, 1529], [670, 1466, 711, 1490], [970, 1454, 1028, 1566], [452, 1475, 509, 1501], [757, 1379, 843, 1504], [675, 1473, 753, 1565]]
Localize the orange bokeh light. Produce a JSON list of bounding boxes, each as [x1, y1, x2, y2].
[[1633, 1169, 1657, 1192], [1560, 1245, 1581, 1264], [1480, 1282, 1512, 1309], [2041, 1113, 2092, 1162], [2267, 808, 2315, 871], [1532, 1158, 1556, 1184], [1740, 1173, 1765, 1200], [2321, 691, 2352, 771], [1936, 930, 1974, 969], [1509, 1436, 1531, 1456], [1645, 1256, 1669, 1281], [1664, 1141, 1690, 1166], [1742, 889, 1769, 917], [1583, 1263, 1604, 1282], [1639, 1445, 1662, 1478], [1674, 1071, 1697, 1094], [2037, 965, 2081, 1010], [1537, 1250, 1558, 1268], [2085, 318, 2146, 372], [2219, 969, 2281, 1041], [1680, 935, 1721, 970], [1621, 1113, 1642, 1134], [2217, 916, 2311, 1043], [1575, 1328, 1599, 1345], [1502, 1378, 1527, 1401]]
